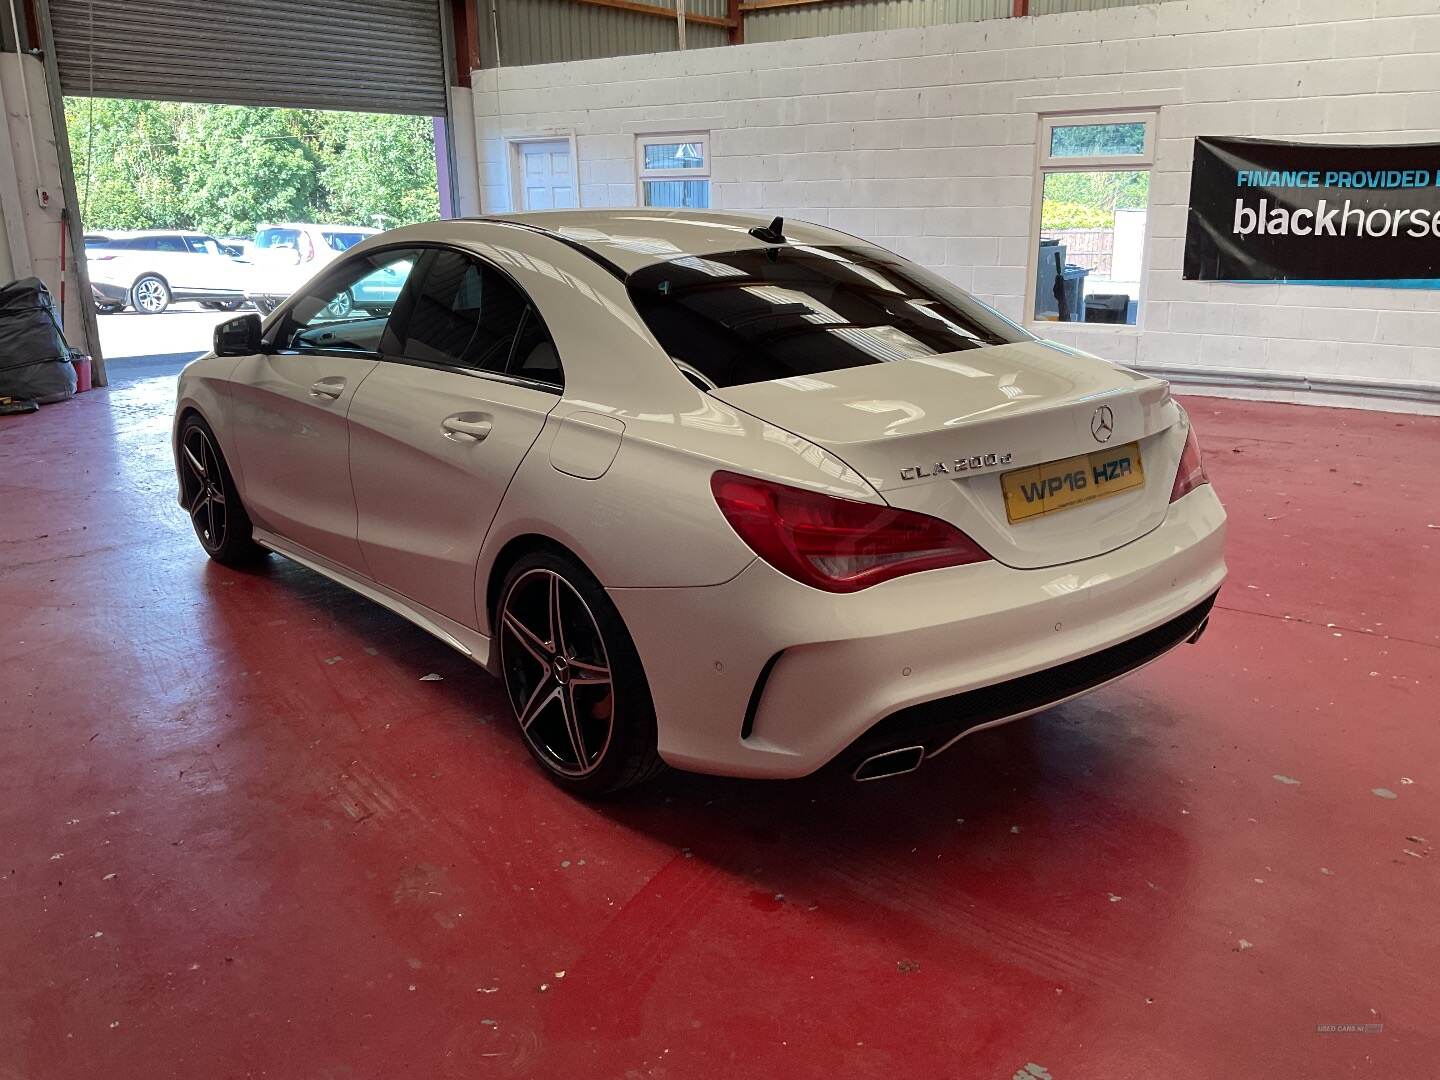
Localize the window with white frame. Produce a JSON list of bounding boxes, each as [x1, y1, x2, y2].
[[1032, 112, 1155, 326], [637, 134, 710, 210]]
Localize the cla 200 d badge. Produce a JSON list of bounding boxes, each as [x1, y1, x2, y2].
[[900, 452, 1014, 481]]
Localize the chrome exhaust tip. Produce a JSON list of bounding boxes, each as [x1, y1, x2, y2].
[[852, 745, 925, 782]]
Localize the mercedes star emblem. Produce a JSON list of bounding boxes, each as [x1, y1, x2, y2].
[[1091, 405, 1115, 443]]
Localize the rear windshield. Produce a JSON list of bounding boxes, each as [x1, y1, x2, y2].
[[256, 228, 300, 249], [322, 231, 369, 251], [626, 245, 1028, 389]]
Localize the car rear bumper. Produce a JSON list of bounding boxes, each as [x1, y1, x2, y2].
[[608, 484, 1227, 779], [91, 281, 129, 303], [837, 590, 1215, 779]]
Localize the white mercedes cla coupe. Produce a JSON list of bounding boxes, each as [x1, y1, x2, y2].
[[173, 210, 1226, 794]]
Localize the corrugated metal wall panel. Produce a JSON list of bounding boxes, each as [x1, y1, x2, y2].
[[50, 0, 447, 114], [496, 0, 727, 67], [744, 0, 1008, 45], [1030, 0, 1149, 14], [688, 23, 733, 51], [486, 0, 1165, 66]]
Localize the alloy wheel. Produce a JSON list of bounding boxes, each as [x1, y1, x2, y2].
[[134, 277, 167, 312], [180, 426, 227, 550], [499, 568, 615, 777], [324, 289, 354, 318]]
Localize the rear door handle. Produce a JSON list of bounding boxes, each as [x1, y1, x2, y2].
[[309, 377, 345, 399], [442, 413, 494, 442]]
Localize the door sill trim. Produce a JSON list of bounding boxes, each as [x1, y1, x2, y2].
[[253, 529, 494, 669]]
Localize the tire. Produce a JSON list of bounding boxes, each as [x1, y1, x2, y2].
[[131, 274, 171, 314], [323, 289, 354, 318], [177, 415, 266, 567], [496, 550, 665, 796]]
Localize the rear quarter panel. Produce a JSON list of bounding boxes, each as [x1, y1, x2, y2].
[[475, 394, 882, 636]]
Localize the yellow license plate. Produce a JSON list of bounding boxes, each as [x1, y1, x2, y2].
[[1001, 442, 1145, 524]]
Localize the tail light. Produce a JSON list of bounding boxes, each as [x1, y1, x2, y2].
[[1169, 425, 1209, 502], [711, 471, 991, 593]]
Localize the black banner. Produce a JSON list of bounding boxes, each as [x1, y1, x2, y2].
[[1183, 136, 1440, 288]]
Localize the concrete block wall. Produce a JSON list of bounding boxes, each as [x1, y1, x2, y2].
[[472, 0, 1440, 410]]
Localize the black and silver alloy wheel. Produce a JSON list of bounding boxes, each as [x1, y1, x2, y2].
[[180, 426, 228, 552], [132, 274, 170, 314], [176, 415, 263, 567], [324, 289, 354, 318], [500, 568, 615, 777], [496, 553, 664, 794]]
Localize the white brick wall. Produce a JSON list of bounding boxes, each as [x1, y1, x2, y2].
[[471, 0, 1440, 408]]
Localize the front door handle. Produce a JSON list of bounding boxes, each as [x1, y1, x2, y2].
[[309, 377, 345, 400], [442, 413, 494, 442]]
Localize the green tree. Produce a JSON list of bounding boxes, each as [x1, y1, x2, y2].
[[1041, 201, 1115, 230], [1049, 122, 1145, 158], [1040, 170, 1150, 230], [65, 98, 439, 237], [66, 97, 185, 229], [170, 105, 319, 234], [311, 111, 439, 229]]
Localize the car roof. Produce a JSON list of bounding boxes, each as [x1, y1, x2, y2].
[[87, 229, 204, 238], [257, 223, 378, 232], [455, 209, 869, 275]]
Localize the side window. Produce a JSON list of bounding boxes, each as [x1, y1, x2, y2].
[[256, 228, 300, 252], [274, 249, 418, 354], [395, 251, 530, 375], [509, 307, 561, 387], [322, 231, 369, 252], [153, 235, 187, 253]]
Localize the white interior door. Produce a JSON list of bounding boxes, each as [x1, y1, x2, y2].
[[516, 141, 577, 211]]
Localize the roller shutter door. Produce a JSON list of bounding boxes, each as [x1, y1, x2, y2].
[[48, 0, 447, 115]]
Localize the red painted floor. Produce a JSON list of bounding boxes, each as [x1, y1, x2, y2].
[[2, 376, 1437, 1079]]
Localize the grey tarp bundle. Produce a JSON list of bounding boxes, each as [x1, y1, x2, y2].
[[0, 277, 77, 404]]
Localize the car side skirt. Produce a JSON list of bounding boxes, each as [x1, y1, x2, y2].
[[253, 529, 495, 670]]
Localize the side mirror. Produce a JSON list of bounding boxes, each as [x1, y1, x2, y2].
[[214, 313, 264, 357]]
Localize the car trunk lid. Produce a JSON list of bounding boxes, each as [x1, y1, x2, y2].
[[709, 340, 1182, 569]]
